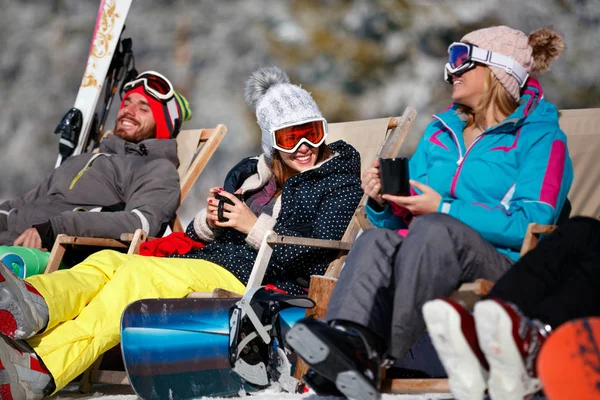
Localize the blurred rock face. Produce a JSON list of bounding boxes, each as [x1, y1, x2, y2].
[[1, 0, 599, 225]]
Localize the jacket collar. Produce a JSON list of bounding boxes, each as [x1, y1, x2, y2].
[[99, 135, 179, 168], [433, 77, 545, 135]]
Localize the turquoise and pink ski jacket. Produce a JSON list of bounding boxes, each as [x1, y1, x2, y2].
[[367, 78, 573, 261]]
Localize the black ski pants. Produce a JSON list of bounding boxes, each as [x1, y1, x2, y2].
[[489, 216, 600, 328]]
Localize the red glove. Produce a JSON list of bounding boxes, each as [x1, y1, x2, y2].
[[139, 232, 205, 257]]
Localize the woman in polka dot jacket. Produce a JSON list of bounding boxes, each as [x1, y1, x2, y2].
[[177, 66, 363, 295]]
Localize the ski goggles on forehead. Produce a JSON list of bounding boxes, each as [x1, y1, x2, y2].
[[444, 42, 529, 88], [122, 70, 175, 102], [272, 118, 328, 153]]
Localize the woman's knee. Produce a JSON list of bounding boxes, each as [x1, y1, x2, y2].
[[560, 217, 600, 237], [355, 228, 401, 248], [116, 257, 152, 276], [408, 213, 458, 241]]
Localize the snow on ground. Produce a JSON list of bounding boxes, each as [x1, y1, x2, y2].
[[51, 384, 453, 399]]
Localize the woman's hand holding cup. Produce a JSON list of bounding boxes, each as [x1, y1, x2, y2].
[[362, 160, 385, 206]]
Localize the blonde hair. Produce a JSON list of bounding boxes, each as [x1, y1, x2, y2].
[[271, 143, 332, 197], [458, 67, 519, 130]]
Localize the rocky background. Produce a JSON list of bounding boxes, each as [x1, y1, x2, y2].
[[1, 0, 599, 225]]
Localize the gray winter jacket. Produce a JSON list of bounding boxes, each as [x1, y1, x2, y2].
[[0, 135, 180, 247]]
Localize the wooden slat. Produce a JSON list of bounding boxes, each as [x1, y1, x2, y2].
[[266, 235, 353, 251], [382, 378, 450, 394], [127, 229, 148, 255], [45, 235, 67, 273], [354, 205, 374, 231], [179, 124, 227, 203], [89, 370, 129, 385], [55, 236, 128, 248], [379, 107, 417, 159], [457, 278, 494, 296], [212, 288, 242, 298], [245, 231, 277, 291], [531, 223, 558, 235], [451, 279, 495, 310], [171, 215, 185, 233], [186, 291, 214, 298], [293, 275, 338, 381], [520, 223, 558, 257]]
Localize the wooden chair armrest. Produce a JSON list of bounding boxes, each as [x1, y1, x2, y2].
[[53, 235, 129, 248], [450, 279, 495, 310], [520, 223, 557, 257], [187, 288, 242, 299], [265, 234, 353, 251], [529, 223, 558, 235], [354, 205, 375, 231], [45, 234, 129, 274], [381, 378, 450, 394], [45, 230, 150, 274], [457, 278, 494, 296]]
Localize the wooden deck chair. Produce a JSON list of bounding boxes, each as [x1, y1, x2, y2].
[[218, 107, 416, 381], [44, 125, 227, 274], [383, 107, 600, 395], [69, 126, 228, 394], [75, 110, 415, 393]]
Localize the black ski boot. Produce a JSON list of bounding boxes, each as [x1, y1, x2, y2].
[[228, 286, 315, 393], [285, 318, 386, 400]]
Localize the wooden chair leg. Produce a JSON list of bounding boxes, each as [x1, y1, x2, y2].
[[45, 235, 67, 274], [127, 229, 148, 255], [293, 275, 338, 382], [78, 354, 104, 393], [381, 378, 450, 394]]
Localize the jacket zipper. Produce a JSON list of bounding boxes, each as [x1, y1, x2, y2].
[[433, 116, 463, 162], [449, 135, 484, 197], [432, 115, 487, 197], [69, 153, 107, 190]]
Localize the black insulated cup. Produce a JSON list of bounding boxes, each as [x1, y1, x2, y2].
[[379, 157, 410, 196]]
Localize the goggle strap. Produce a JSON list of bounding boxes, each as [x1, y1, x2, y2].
[[468, 46, 529, 87]]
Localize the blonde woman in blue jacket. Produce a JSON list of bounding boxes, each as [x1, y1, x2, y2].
[[285, 26, 573, 400]]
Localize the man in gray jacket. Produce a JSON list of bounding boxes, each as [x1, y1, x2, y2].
[[0, 71, 191, 275]]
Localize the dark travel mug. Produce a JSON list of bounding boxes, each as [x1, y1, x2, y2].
[[215, 193, 243, 222], [379, 157, 410, 196]]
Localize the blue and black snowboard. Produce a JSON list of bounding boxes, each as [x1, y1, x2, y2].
[[121, 297, 306, 400]]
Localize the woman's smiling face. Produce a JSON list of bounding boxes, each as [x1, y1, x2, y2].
[[278, 143, 319, 172], [449, 64, 487, 109]]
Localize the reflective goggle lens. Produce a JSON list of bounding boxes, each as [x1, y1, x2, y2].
[[137, 73, 172, 95], [448, 43, 470, 69], [274, 120, 325, 151], [123, 71, 174, 101]]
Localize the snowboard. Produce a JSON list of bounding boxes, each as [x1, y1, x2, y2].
[[537, 317, 600, 400], [55, 0, 133, 167], [121, 297, 306, 400]]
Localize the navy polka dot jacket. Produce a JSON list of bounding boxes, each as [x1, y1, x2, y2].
[[176, 140, 362, 295]]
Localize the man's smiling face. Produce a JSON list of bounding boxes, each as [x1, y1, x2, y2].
[[114, 92, 157, 143]]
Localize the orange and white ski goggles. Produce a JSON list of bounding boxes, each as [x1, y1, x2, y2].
[[271, 118, 328, 153]]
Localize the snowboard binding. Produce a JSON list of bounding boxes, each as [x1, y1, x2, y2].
[[228, 285, 315, 392]]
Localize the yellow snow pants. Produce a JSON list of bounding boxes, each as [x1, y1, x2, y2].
[[24, 250, 245, 392]]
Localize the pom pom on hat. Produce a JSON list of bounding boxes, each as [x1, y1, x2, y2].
[[461, 26, 564, 102], [244, 66, 323, 163]]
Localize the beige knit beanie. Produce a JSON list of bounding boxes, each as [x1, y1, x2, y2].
[[461, 26, 565, 102]]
